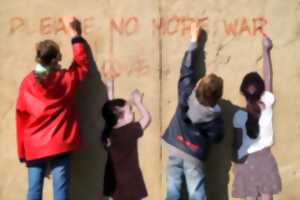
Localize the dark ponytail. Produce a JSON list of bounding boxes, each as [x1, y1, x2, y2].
[[245, 103, 260, 139], [240, 72, 265, 139], [101, 99, 126, 148]]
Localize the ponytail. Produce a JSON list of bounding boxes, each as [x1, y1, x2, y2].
[[240, 72, 265, 139], [245, 103, 261, 139]]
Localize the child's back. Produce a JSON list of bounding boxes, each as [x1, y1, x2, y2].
[[109, 122, 147, 200]]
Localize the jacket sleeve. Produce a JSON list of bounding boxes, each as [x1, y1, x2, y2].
[[233, 128, 243, 162], [178, 42, 198, 107], [64, 36, 89, 89], [196, 114, 224, 144], [16, 86, 27, 161]]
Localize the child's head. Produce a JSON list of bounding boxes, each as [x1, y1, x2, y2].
[[195, 73, 223, 107], [35, 40, 62, 68], [101, 99, 134, 146], [240, 72, 265, 104]]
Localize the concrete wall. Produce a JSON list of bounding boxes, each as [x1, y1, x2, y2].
[[0, 0, 299, 199]]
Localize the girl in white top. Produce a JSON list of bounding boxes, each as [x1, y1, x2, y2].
[[232, 35, 282, 200], [234, 90, 275, 159]]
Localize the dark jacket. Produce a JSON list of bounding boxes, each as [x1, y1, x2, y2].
[[162, 42, 224, 161]]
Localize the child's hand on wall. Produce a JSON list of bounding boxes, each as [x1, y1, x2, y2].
[[131, 89, 151, 129], [190, 21, 202, 42], [131, 89, 143, 104], [62, 16, 81, 37], [262, 35, 273, 52]]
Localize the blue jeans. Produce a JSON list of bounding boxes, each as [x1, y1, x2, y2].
[[165, 156, 206, 200], [27, 154, 70, 200]]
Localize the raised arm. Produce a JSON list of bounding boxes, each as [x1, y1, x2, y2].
[[262, 35, 273, 92], [132, 89, 151, 129], [104, 79, 114, 100], [178, 22, 202, 107], [63, 16, 89, 88]]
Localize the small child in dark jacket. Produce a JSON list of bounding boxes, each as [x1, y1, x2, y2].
[[101, 77, 151, 200], [162, 22, 224, 200]]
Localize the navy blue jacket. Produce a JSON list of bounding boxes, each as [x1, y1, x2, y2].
[[162, 42, 224, 161]]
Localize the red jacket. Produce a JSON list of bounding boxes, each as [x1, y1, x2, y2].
[[16, 37, 89, 161]]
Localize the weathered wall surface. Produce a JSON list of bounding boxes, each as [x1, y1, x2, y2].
[[0, 0, 299, 199]]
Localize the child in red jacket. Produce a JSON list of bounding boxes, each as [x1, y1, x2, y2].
[[16, 16, 88, 200]]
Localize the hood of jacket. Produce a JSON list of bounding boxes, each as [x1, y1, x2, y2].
[[187, 91, 218, 123]]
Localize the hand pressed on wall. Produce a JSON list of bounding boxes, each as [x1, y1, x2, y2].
[[62, 16, 81, 37], [190, 21, 202, 42], [131, 89, 144, 104]]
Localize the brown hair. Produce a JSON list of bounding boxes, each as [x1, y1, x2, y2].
[[35, 40, 61, 66], [240, 72, 265, 139], [195, 73, 223, 107]]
